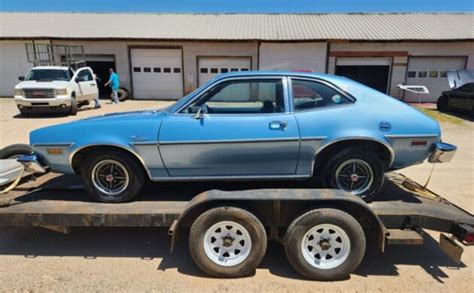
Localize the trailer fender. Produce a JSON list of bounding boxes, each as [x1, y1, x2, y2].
[[169, 188, 387, 252]]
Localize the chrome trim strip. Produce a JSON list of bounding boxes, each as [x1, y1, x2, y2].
[[301, 136, 327, 141], [310, 137, 395, 176], [159, 137, 300, 145], [151, 174, 310, 181], [385, 134, 439, 139], [68, 143, 153, 180], [130, 141, 159, 146], [33, 142, 74, 147]]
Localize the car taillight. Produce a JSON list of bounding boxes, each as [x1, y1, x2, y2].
[[464, 232, 474, 244]]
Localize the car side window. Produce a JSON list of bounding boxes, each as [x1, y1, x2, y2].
[[181, 79, 285, 114], [291, 79, 351, 111], [77, 69, 93, 81]]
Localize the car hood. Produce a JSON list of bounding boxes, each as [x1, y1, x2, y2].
[[76, 109, 165, 123], [16, 80, 70, 89]]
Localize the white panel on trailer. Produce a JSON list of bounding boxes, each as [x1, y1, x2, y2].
[[259, 42, 327, 72], [405, 56, 466, 102], [198, 57, 251, 86], [131, 48, 183, 100]]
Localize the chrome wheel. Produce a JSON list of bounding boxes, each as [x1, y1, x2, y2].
[[203, 221, 252, 267], [335, 159, 374, 195], [301, 223, 351, 270], [91, 159, 130, 196]]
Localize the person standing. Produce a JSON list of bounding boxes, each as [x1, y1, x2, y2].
[[104, 68, 120, 104], [93, 74, 101, 109]]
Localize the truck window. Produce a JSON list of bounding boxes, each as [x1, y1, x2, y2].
[[25, 69, 69, 81]]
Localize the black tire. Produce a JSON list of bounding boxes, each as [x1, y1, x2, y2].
[[321, 148, 384, 202], [189, 207, 267, 278], [70, 94, 78, 116], [437, 95, 449, 112], [19, 108, 31, 117], [117, 88, 129, 101], [284, 208, 366, 281], [81, 150, 144, 203], [0, 144, 32, 159]]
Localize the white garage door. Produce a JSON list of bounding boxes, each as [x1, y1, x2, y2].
[[405, 57, 466, 102], [198, 57, 251, 86], [131, 48, 183, 100], [259, 42, 327, 72]]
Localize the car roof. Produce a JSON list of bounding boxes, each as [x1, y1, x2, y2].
[[32, 66, 70, 70], [212, 70, 348, 84]]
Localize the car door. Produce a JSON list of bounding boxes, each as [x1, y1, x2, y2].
[[74, 68, 97, 101], [159, 77, 301, 177]]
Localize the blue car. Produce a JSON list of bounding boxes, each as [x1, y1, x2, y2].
[[26, 71, 456, 202]]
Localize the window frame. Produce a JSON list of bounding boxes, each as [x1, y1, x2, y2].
[[288, 77, 355, 113], [77, 68, 93, 81], [173, 76, 290, 116]]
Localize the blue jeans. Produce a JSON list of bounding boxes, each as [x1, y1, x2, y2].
[[111, 89, 119, 103]]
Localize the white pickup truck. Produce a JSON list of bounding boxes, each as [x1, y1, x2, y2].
[[14, 66, 98, 116]]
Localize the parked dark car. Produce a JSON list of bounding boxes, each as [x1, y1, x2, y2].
[[437, 70, 474, 118]]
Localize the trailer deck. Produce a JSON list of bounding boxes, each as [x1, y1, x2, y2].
[[1, 172, 472, 231]]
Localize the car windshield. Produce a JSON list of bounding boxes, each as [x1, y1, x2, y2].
[[25, 69, 70, 81]]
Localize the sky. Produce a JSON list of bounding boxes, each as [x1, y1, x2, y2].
[[0, 0, 473, 13]]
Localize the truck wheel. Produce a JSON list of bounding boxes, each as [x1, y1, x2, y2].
[[118, 88, 129, 101], [81, 150, 144, 203], [321, 148, 384, 202], [284, 208, 366, 281], [70, 95, 78, 115], [189, 207, 267, 278], [437, 95, 448, 112], [0, 144, 32, 159], [19, 108, 31, 117]]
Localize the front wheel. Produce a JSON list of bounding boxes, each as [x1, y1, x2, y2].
[[285, 208, 366, 281], [437, 95, 449, 112], [81, 150, 144, 203], [189, 207, 267, 278], [322, 148, 384, 202], [70, 95, 78, 115]]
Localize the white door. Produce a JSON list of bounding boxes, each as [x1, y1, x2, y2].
[[198, 57, 251, 86], [131, 48, 183, 100], [405, 57, 466, 102], [75, 68, 97, 101]]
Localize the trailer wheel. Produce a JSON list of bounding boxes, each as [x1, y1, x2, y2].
[[284, 208, 366, 281], [0, 144, 32, 159], [189, 207, 267, 278]]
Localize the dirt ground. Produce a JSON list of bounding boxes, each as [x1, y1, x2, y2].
[[0, 98, 472, 292]]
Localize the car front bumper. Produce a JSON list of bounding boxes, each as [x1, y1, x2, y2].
[[14, 95, 72, 108], [428, 142, 457, 163]]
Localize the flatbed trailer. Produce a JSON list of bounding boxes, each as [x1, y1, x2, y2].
[[0, 172, 473, 280]]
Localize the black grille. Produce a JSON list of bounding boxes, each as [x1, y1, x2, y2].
[[23, 89, 56, 99]]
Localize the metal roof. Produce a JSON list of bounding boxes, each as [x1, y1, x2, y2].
[[1, 12, 473, 41]]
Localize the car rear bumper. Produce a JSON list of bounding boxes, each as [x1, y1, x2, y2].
[[428, 142, 457, 163]]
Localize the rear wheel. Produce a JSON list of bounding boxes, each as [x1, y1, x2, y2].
[[189, 207, 267, 278], [285, 208, 366, 281], [321, 147, 384, 202], [437, 95, 449, 112], [81, 150, 144, 203]]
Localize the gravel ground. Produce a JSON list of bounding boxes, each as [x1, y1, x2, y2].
[[0, 98, 472, 292]]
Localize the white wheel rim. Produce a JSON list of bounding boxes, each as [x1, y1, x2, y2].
[[301, 223, 351, 270], [203, 221, 252, 267]]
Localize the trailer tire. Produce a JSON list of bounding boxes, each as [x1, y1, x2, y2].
[[189, 207, 267, 278], [0, 144, 32, 159], [117, 88, 129, 101], [82, 150, 144, 203], [284, 208, 366, 281]]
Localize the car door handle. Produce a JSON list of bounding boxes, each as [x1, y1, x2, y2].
[[269, 121, 288, 130], [90, 83, 96, 87]]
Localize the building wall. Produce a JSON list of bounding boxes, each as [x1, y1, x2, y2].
[[0, 41, 34, 96], [259, 42, 327, 72], [328, 41, 474, 100]]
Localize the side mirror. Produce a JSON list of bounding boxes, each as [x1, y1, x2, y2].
[[18, 76, 25, 81], [193, 105, 209, 120], [75, 76, 85, 83]]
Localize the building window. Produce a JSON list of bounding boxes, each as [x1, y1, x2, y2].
[[439, 71, 448, 78], [173, 68, 181, 73], [429, 71, 438, 78], [133, 67, 141, 72], [144, 67, 151, 73], [241, 68, 249, 71], [153, 67, 161, 73], [210, 68, 218, 73], [200, 68, 208, 73], [418, 71, 427, 78], [230, 68, 238, 72], [407, 71, 416, 78], [221, 68, 229, 73], [164, 67, 171, 73]]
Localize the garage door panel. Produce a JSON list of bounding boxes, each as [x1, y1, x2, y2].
[[198, 57, 251, 86], [405, 57, 466, 102], [131, 48, 183, 100]]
